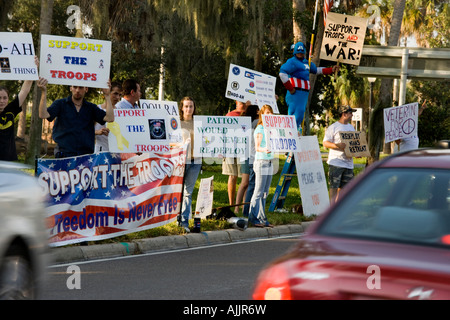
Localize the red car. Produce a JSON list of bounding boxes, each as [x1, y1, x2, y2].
[[253, 145, 450, 300]]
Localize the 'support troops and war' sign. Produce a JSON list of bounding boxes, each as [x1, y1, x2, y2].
[[320, 12, 368, 66]]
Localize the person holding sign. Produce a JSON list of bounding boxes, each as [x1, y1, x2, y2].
[[248, 104, 274, 228], [323, 105, 356, 203], [178, 96, 202, 232], [94, 81, 122, 152], [0, 56, 38, 161], [115, 79, 141, 109], [37, 78, 114, 158], [279, 42, 339, 130]]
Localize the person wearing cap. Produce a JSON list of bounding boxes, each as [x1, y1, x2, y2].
[[323, 105, 356, 203], [279, 41, 339, 131]]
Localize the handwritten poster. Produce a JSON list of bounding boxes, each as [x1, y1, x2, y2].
[[320, 12, 368, 65], [383, 102, 418, 143], [0, 32, 38, 80], [40, 34, 111, 88], [339, 131, 370, 157], [294, 136, 330, 216], [262, 114, 300, 153]]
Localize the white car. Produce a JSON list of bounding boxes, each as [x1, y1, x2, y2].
[[0, 161, 49, 299]]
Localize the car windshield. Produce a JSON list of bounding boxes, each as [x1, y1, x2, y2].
[[318, 168, 450, 248]]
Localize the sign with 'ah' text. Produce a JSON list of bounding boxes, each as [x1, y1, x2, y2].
[[383, 102, 418, 143], [320, 12, 368, 66], [0, 32, 38, 80], [40, 34, 111, 88]]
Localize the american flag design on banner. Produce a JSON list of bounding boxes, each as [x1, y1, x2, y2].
[[324, 0, 334, 26], [37, 147, 187, 247]]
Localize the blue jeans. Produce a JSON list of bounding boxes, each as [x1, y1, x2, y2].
[[242, 164, 255, 218], [181, 162, 202, 228], [248, 159, 273, 226], [286, 89, 309, 128]]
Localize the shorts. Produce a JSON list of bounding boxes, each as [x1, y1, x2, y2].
[[240, 159, 250, 175], [222, 157, 242, 177], [328, 165, 354, 189]]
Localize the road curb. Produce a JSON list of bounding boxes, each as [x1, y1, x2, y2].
[[50, 222, 314, 265]]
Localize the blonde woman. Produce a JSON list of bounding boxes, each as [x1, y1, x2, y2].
[[248, 105, 274, 227]]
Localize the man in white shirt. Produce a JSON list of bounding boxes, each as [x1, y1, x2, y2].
[[115, 79, 141, 109], [323, 105, 356, 204]]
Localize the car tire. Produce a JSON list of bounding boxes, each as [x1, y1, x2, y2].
[[0, 253, 35, 300]]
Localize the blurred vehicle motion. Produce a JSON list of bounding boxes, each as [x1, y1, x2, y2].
[[253, 144, 450, 300], [0, 161, 49, 299]]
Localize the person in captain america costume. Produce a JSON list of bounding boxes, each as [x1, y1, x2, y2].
[[279, 41, 339, 131]]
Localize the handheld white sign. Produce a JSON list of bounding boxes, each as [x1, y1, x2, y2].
[[225, 63, 279, 113], [107, 109, 178, 153], [193, 115, 252, 159], [383, 102, 419, 143], [0, 32, 38, 80], [39, 34, 111, 88], [140, 99, 179, 117], [262, 114, 300, 153]]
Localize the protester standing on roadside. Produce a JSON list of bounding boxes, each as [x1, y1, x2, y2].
[[323, 105, 356, 204], [235, 104, 259, 217], [0, 56, 38, 161], [248, 104, 274, 228], [94, 81, 122, 152], [115, 79, 141, 109], [222, 100, 250, 209], [37, 78, 114, 158], [178, 96, 202, 232], [279, 41, 339, 131]]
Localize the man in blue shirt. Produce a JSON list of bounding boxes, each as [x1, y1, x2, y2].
[[279, 41, 339, 130], [37, 78, 114, 158], [115, 79, 141, 109]]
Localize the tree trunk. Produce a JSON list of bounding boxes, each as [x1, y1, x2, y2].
[[367, 0, 406, 165], [25, 0, 54, 166], [292, 0, 307, 43]]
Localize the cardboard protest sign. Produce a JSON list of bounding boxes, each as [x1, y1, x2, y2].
[[225, 63, 279, 113], [195, 176, 214, 219], [339, 131, 370, 157], [383, 102, 418, 143], [0, 32, 38, 80], [262, 114, 300, 153], [294, 136, 330, 216], [40, 34, 111, 88], [107, 108, 181, 153], [320, 12, 368, 66], [193, 115, 252, 159]]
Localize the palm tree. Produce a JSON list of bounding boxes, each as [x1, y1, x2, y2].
[[368, 0, 406, 163]]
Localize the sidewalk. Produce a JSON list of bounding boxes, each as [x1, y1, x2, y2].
[[50, 222, 314, 265]]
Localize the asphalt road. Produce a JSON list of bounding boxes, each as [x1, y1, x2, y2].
[[39, 235, 299, 300]]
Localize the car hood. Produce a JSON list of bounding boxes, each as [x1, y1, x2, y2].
[[274, 236, 450, 299]]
